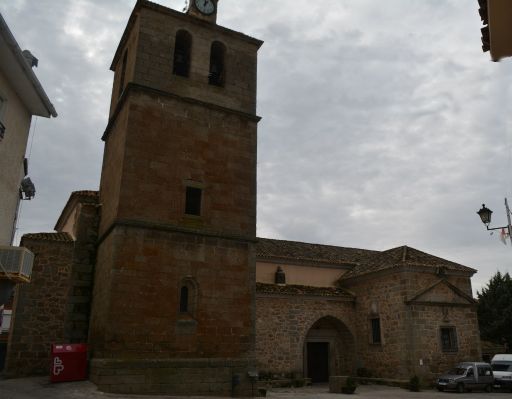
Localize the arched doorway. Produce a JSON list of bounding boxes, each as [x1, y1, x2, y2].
[[304, 316, 355, 383]]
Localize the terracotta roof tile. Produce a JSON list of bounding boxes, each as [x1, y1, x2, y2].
[[339, 245, 476, 280], [256, 237, 377, 267], [256, 239, 475, 280], [256, 282, 355, 299], [21, 232, 74, 242], [71, 190, 99, 200]]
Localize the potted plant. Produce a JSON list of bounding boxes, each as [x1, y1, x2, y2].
[[341, 377, 358, 394]]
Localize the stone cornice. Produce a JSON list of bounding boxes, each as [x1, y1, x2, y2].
[[405, 278, 476, 306], [405, 301, 476, 308], [102, 82, 261, 141], [97, 218, 257, 247]]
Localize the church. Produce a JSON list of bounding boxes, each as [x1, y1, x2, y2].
[[5, 0, 481, 396]]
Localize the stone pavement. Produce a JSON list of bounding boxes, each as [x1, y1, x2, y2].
[[0, 378, 510, 399]]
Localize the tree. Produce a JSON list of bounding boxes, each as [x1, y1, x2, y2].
[[477, 271, 512, 349]]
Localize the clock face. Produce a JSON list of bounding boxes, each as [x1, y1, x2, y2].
[[195, 0, 215, 15]]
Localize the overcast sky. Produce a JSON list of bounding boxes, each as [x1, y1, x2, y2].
[[2, 0, 512, 294]]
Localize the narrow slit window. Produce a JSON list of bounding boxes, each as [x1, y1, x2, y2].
[[185, 187, 202, 216], [371, 318, 381, 344], [119, 50, 128, 99], [173, 30, 192, 77], [179, 286, 189, 313], [208, 41, 225, 87]]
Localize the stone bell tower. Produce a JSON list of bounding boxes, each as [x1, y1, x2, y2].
[[88, 0, 262, 395]]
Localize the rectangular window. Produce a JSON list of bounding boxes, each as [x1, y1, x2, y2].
[[185, 187, 202, 216], [0, 309, 12, 333], [440, 327, 458, 352], [371, 318, 381, 344]]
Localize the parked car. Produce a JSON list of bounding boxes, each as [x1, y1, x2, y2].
[[491, 354, 512, 391], [436, 362, 494, 393]]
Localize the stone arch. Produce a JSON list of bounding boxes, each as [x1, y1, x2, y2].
[[302, 316, 355, 383], [173, 29, 192, 77], [208, 41, 226, 86]]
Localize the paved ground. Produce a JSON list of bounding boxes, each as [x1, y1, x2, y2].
[[0, 378, 510, 399]]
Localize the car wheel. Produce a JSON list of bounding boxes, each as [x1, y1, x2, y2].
[[485, 384, 493, 393], [456, 383, 465, 393], [437, 386, 444, 392]]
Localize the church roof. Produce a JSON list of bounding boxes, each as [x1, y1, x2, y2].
[[256, 237, 377, 268], [339, 245, 476, 280], [21, 232, 73, 243], [256, 282, 355, 300], [54, 190, 99, 231], [255, 238, 476, 279]]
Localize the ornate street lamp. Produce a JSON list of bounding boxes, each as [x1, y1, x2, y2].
[[477, 204, 493, 226], [477, 198, 512, 244]]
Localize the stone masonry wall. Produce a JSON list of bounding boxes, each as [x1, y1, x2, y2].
[[134, 5, 260, 115], [5, 200, 99, 377], [255, 294, 356, 377], [407, 303, 480, 380], [89, 225, 256, 360], [343, 270, 481, 381], [344, 272, 410, 379], [5, 238, 74, 376], [63, 202, 99, 343]]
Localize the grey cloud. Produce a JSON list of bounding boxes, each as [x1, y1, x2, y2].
[[2, 0, 511, 294]]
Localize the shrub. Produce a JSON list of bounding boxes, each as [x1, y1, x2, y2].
[[341, 377, 358, 394]]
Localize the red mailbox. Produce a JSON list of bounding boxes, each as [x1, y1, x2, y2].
[[50, 343, 87, 382]]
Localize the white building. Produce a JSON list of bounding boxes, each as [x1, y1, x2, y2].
[[0, 12, 57, 247]]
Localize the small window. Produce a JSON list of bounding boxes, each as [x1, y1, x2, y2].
[[440, 327, 458, 352], [0, 119, 5, 142], [185, 187, 202, 216], [178, 277, 198, 316], [0, 309, 12, 333], [208, 41, 225, 87], [173, 30, 192, 77], [118, 50, 128, 99], [371, 318, 381, 344], [179, 286, 189, 313], [0, 96, 6, 142]]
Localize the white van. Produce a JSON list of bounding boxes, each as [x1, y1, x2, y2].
[[491, 354, 512, 391]]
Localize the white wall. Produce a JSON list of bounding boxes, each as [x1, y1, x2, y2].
[[0, 70, 31, 245]]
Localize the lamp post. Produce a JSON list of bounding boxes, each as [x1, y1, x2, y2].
[[477, 198, 512, 244]]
